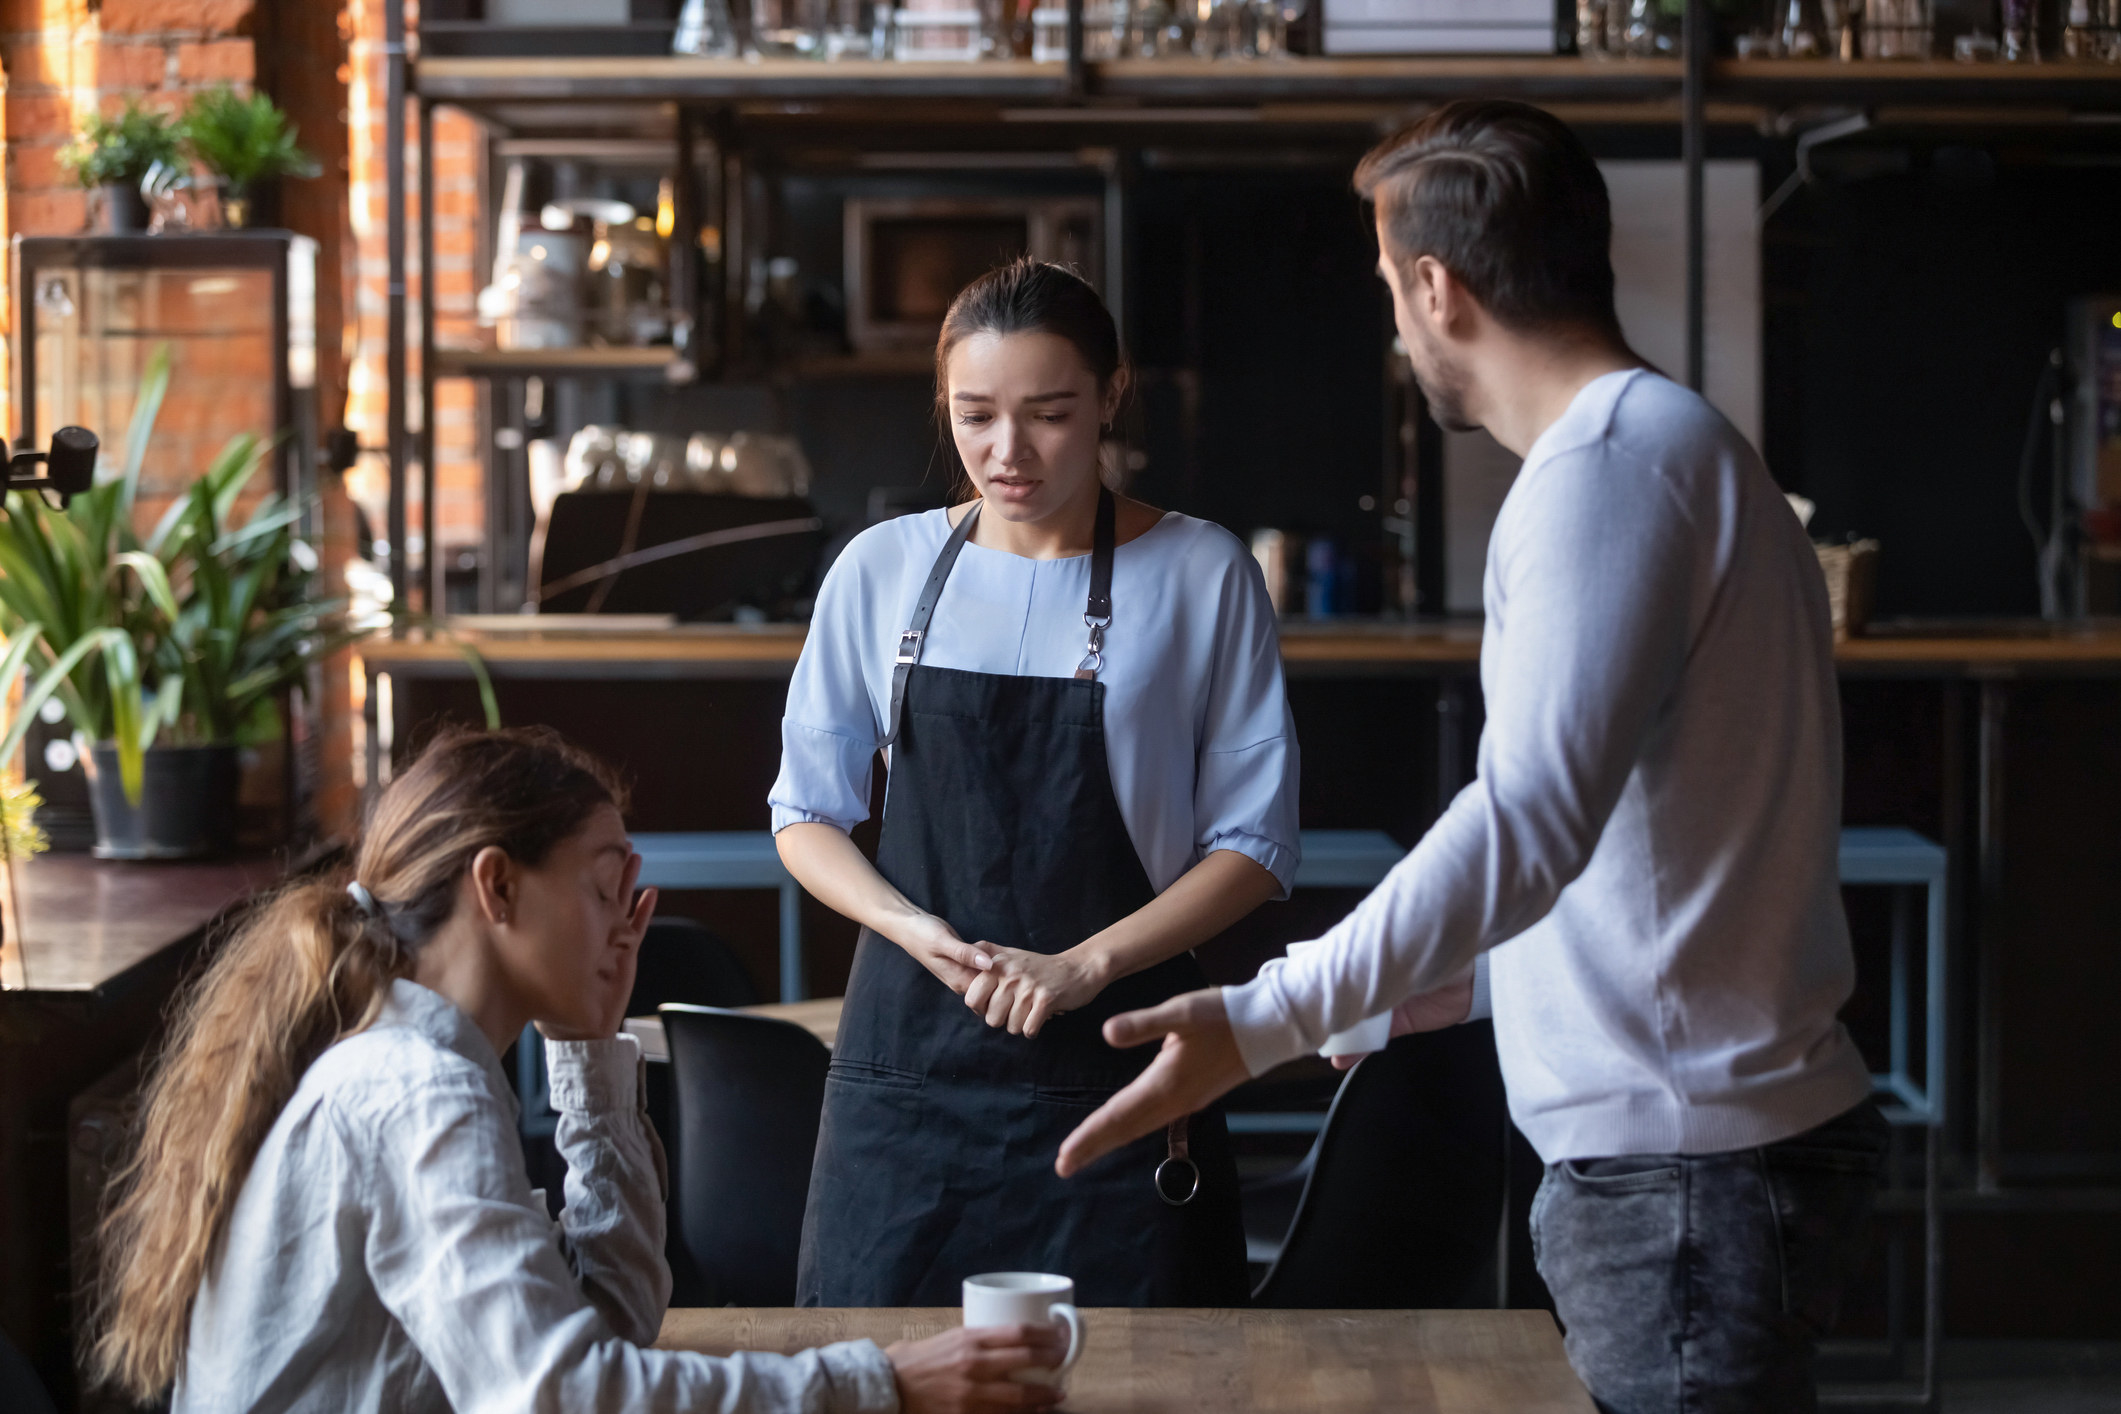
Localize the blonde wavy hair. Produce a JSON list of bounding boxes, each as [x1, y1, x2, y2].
[[87, 726, 624, 1401]]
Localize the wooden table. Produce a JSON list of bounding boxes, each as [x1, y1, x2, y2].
[[657, 1307, 1595, 1412], [626, 997, 844, 1059]]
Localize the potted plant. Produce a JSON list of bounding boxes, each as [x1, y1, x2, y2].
[[0, 347, 359, 858], [58, 101, 183, 234], [0, 626, 119, 961], [179, 86, 321, 229]]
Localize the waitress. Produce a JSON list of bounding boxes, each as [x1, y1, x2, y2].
[[772, 258, 1298, 1308]]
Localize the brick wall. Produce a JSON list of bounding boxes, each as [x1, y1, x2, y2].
[[344, 0, 484, 608], [0, 0, 365, 836]]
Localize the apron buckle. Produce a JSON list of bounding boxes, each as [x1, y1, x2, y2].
[[896, 629, 925, 666], [1075, 615, 1109, 679]]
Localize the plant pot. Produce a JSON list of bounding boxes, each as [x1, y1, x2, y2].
[[98, 182, 150, 234], [216, 180, 281, 230], [83, 743, 240, 860]]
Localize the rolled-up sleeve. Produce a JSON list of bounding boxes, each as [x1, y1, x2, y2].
[[546, 1034, 670, 1347], [353, 1065, 900, 1414], [1194, 551, 1301, 897], [771, 548, 883, 837]]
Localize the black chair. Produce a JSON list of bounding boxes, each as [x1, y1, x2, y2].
[[630, 917, 761, 1016], [659, 1004, 830, 1306], [517, 918, 756, 1138], [1247, 1022, 1507, 1308], [0, 1326, 57, 1414]]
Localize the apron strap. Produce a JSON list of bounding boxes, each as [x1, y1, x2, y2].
[[881, 499, 983, 749], [884, 488, 1116, 744], [1074, 488, 1117, 682]]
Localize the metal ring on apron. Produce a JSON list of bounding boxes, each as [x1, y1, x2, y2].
[[1155, 1117, 1201, 1206]]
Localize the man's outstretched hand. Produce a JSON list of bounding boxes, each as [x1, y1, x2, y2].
[[1054, 988, 1251, 1178]]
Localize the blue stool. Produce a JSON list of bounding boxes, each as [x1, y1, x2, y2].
[[1835, 826, 1948, 1412], [1840, 828, 1949, 1128]]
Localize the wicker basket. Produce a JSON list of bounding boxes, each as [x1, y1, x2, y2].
[[1814, 539, 1878, 641]]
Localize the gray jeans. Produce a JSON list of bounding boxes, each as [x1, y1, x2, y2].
[[1531, 1102, 1890, 1414]]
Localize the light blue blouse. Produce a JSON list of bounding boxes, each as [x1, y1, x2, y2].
[[770, 508, 1301, 897]]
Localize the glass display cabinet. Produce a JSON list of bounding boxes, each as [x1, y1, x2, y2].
[[7, 232, 322, 850], [11, 232, 319, 521]]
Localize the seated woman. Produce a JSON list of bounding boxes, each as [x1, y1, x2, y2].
[[88, 727, 1060, 1414]]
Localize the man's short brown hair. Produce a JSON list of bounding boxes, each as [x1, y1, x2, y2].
[[1356, 99, 1620, 339]]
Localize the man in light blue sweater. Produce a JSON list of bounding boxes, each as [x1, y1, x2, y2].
[[1057, 100, 1886, 1412]]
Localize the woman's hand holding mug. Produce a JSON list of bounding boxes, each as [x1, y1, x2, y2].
[[888, 1323, 1066, 1414]]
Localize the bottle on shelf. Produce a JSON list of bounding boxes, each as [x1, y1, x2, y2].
[[2064, 0, 2095, 57], [2001, 0, 2038, 60]]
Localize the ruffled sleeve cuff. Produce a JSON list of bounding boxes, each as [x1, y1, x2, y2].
[[769, 720, 878, 837], [1204, 829, 1299, 901]]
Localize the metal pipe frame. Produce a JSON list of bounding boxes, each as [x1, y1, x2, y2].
[[419, 100, 439, 617], [1681, 0, 1707, 392], [385, 0, 409, 621]]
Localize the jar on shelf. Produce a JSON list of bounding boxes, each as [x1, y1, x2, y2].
[[1862, 0, 1932, 57], [752, 0, 827, 54], [2000, 0, 2037, 59], [893, 0, 985, 56], [1623, 0, 1678, 57], [824, 0, 890, 56], [1129, 0, 1192, 56], [1777, 0, 1825, 56], [674, 0, 741, 54], [1195, 0, 1263, 57]]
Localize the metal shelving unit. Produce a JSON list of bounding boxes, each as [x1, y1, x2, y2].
[[382, 27, 2121, 611], [379, 26, 2121, 1402]]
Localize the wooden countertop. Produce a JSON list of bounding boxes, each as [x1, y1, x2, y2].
[[656, 1307, 1594, 1412], [358, 618, 2121, 677], [0, 854, 279, 998]]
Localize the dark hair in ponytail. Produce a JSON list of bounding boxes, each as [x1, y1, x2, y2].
[[89, 726, 623, 1400], [934, 257, 1130, 494]]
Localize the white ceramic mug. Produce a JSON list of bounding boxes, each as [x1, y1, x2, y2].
[[962, 1272, 1085, 1387], [1286, 940, 1394, 1057]]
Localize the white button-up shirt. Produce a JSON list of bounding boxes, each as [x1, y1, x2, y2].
[[175, 978, 899, 1413]]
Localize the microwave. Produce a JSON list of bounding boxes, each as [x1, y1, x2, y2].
[[844, 196, 1103, 353]]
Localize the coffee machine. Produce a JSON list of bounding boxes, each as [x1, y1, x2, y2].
[[2032, 296, 2121, 619]]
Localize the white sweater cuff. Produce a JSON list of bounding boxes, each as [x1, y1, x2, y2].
[[1467, 952, 1493, 1023], [1221, 980, 1313, 1079], [544, 1033, 641, 1114]]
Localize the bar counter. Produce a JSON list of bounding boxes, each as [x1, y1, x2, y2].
[[358, 617, 2121, 681]]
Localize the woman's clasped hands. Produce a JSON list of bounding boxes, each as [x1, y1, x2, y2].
[[961, 942, 1108, 1038], [891, 906, 1110, 1038]]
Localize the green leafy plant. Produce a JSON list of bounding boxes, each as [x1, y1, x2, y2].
[[0, 345, 361, 804], [58, 102, 184, 189], [179, 86, 321, 198]]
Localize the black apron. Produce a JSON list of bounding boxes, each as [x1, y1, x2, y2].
[[796, 491, 1249, 1308]]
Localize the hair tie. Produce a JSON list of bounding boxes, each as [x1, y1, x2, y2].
[[346, 881, 380, 918]]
